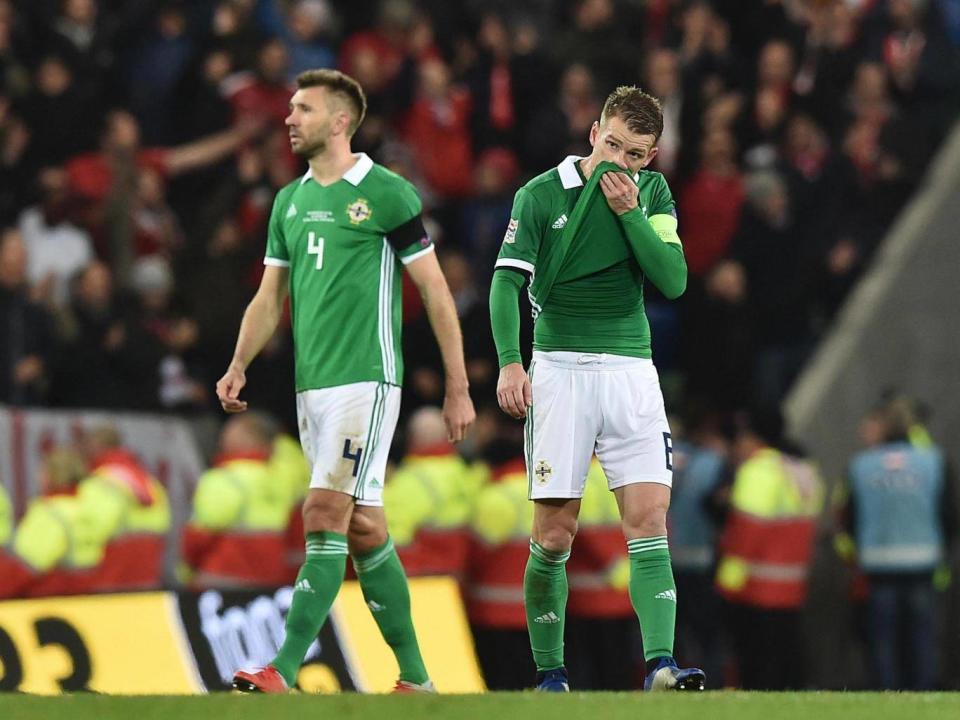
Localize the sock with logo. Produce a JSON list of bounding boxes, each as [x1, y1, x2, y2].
[[353, 536, 429, 684], [628, 535, 677, 661], [524, 539, 570, 671], [272, 531, 348, 686]]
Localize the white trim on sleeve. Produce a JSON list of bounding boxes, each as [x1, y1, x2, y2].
[[263, 257, 291, 267], [495, 258, 535, 274], [399, 243, 435, 265]]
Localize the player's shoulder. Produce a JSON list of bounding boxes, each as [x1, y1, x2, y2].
[[362, 162, 419, 196], [636, 168, 670, 191], [275, 177, 303, 202], [520, 166, 562, 196]]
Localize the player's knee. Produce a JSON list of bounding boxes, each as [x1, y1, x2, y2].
[[301, 494, 350, 534], [622, 502, 669, 538], [347, 512, 388, 553], [533, 521, 578, 553]]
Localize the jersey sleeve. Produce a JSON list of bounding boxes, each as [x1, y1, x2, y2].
[[494, 186, 544, 277], [264, 190, 291, 267], [382, 176, 435, 265], [649, 173, 677, 219]]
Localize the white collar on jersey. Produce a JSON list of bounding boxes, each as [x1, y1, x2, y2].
[[300, 152, 374, 187], [556, 154, 640, 188]]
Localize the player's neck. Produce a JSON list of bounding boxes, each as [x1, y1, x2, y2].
[[307, 144, 358, 186], [578, 156, 596, 180]]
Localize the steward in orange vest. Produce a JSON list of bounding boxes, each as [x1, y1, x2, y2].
[[715, 407, 823, 689], [79, 424, 170, 591], [182, 412, 296, 589], [384, 407, 476, 579]]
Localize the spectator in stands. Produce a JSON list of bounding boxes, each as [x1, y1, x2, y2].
[[125, 3, 196, 145], [181, 411, 296, 589], [209, 0, 263, 70], [730, 171, 814, 406], [402, 55, 474, 200], [844, 395, 957, 690], [467, 12, 520, 152], [128, 255, 207, 412], [460, 147, 520, 275], [524, 62, 600, 174], [65, 108, 259, 274], [0, 227, 53, 406], [551, 0, 637, 92], [741, 39, 796, 170], [17, 167, 94, 309], [678, 127, 744, 278], [256, 0, 337, 81], [18, 54, 98, 167], [643, 48, 684, 182], [0, 93, 31, 225], [51, 259, 162, 409]]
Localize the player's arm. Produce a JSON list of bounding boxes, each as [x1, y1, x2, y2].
[[600, 171, 687, 299], [490, 186, 541, 420], [489, 268, 530, 419], [405, 251, 476, 442], [216, 265, 289, 413]]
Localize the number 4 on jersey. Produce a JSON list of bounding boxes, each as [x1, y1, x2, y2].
[[308, 232, 324, 269]]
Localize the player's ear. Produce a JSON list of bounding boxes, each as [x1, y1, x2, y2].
[[643, 146, 659, 168], [333, 109, 350, 136], [589, 121, 599, 147]]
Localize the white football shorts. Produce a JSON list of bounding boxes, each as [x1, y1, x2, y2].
[[525, 351, 673, 499], [296, 381, 401, 506]]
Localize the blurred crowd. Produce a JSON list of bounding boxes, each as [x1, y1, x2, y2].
[[1, 0, 959, 426], [2, 0, 960, 692]]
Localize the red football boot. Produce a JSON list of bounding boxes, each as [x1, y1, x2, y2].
[[232, 665, 289, 693], [392, 679, 436, 693]]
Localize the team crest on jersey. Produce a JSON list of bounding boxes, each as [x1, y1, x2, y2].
[[534, 460, 552, 486], [347, 198, 372, 224], [503, 218, 518, 244]]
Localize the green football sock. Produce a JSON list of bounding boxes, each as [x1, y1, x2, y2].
[[627, 535, 676, 661], [272, 531, 348, 686], [524, 540, 570, 671], [352, 536, 429, 684]]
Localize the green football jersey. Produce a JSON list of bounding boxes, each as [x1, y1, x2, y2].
[[495, 155, 678, 358], [264, 153, 433, 391]]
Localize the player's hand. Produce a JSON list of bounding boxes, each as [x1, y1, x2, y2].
[[600, 171, 639, 215], [442, 387, 476, 443], [497, 363, 531, 420], [216, 364, 248, 413]]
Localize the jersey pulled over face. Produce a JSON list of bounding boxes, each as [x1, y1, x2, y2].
[[265, 153, 433, 390], [495, 155, 677, 358]]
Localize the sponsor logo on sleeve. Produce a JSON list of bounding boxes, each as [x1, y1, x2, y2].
[[503, 218, 518, 244]]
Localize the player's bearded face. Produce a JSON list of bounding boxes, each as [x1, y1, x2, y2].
[[291, 117, 331, 158], [590, 116, 658, 175]]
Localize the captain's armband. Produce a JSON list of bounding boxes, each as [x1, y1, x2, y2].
[[649, 214, 681, 246]]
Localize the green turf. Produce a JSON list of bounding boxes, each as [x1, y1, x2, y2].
[[2, 692, 959, 720]]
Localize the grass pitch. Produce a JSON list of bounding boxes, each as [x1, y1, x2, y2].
[[2, 691, 957, 720]]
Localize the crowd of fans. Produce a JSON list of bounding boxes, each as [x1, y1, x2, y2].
[[1, 0, 959, 431]]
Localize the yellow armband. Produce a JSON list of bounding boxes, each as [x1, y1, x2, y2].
[[649, 214, 681, 245]]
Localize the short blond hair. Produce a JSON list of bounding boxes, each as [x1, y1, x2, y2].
[[601, 86, 664, 141], [296, 68, 367, 136]]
